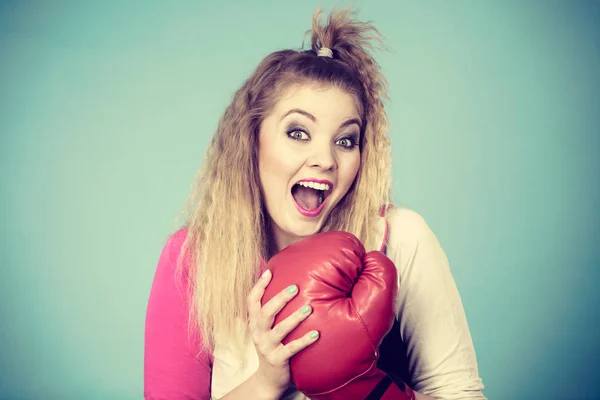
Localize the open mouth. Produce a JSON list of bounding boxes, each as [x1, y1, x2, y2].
[[291, 180, 333, 213]]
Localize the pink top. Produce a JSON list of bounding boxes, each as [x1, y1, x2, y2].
[[144, 228, 213, 399], [144, 209, 486, 399]]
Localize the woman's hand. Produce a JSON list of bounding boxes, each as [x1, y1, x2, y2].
[[246, 269, 320, 397]]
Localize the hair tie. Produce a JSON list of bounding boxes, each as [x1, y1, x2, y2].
[[317, 47, 333, 58]]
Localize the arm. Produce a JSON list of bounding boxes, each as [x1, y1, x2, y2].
[[386, 209, 486, 400], [144, 229, 212, 400], [415, 392, 437, 400], [144, 229, 291, 400]]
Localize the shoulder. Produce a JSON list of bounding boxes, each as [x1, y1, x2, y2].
[[153, 227, 193, 284], [163, 227, 189, 255], [383, 207, 446, 275], [159, 227, 189, 264], [385, 207, 437, 244]]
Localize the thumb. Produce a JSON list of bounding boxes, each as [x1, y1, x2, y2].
[[352, 251, 398, 343]]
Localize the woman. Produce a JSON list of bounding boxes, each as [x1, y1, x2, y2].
[[144, 7, 486, 400]]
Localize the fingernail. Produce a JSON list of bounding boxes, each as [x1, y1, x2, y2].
[[310, 330, 319, 339], [261, 269, 270, 279], [286, 285, 298, 294], [301, 305, 311, 314]]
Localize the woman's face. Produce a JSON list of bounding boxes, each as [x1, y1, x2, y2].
[[258, 83, 361, 251]]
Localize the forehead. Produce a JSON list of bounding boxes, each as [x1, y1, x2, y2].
[[271, 84, 360, 119]]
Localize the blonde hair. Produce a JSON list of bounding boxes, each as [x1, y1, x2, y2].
[[178, 6, 392, 363]]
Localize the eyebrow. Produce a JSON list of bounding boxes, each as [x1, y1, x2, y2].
[[282, 108, 316, 122], [281, 108, 362, 129]]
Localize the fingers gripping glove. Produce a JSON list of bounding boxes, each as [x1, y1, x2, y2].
[[261, 231, 416, 400]]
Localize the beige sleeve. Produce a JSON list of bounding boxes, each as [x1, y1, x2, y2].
[[385, 208, 487, 400]]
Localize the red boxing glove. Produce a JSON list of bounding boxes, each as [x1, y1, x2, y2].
[[261, 231, 415, 400]]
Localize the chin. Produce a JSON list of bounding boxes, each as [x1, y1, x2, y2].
[[270, 199, 337, 250], [277, 214, 326, 248], [286, 218, 322, 238]]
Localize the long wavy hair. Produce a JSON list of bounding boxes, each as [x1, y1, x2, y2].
[[178, 6, 393, 362]]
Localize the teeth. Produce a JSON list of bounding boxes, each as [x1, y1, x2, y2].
[[298, 181, 330, 191]]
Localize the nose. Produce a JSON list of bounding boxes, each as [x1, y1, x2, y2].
[[307, 144, 337, 171]]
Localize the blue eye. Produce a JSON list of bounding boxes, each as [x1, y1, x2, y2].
[[287, 128, 310, 141], [336, 137, 358, 149]]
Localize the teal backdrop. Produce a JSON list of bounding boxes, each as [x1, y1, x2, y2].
[[1, 1, 599, 399]]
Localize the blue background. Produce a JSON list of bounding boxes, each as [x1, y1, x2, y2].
[[1, 1, 599, 399]]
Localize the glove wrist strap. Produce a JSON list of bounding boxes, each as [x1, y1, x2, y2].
[[365, 375, 392, 399], [365, 374, 416, 400]]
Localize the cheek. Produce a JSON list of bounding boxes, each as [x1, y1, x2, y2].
[[258, 140, 298, 191], [338, 152, 361, 190]]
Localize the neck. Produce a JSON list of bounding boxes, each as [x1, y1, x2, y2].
[[268, 222, 300, 258]]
